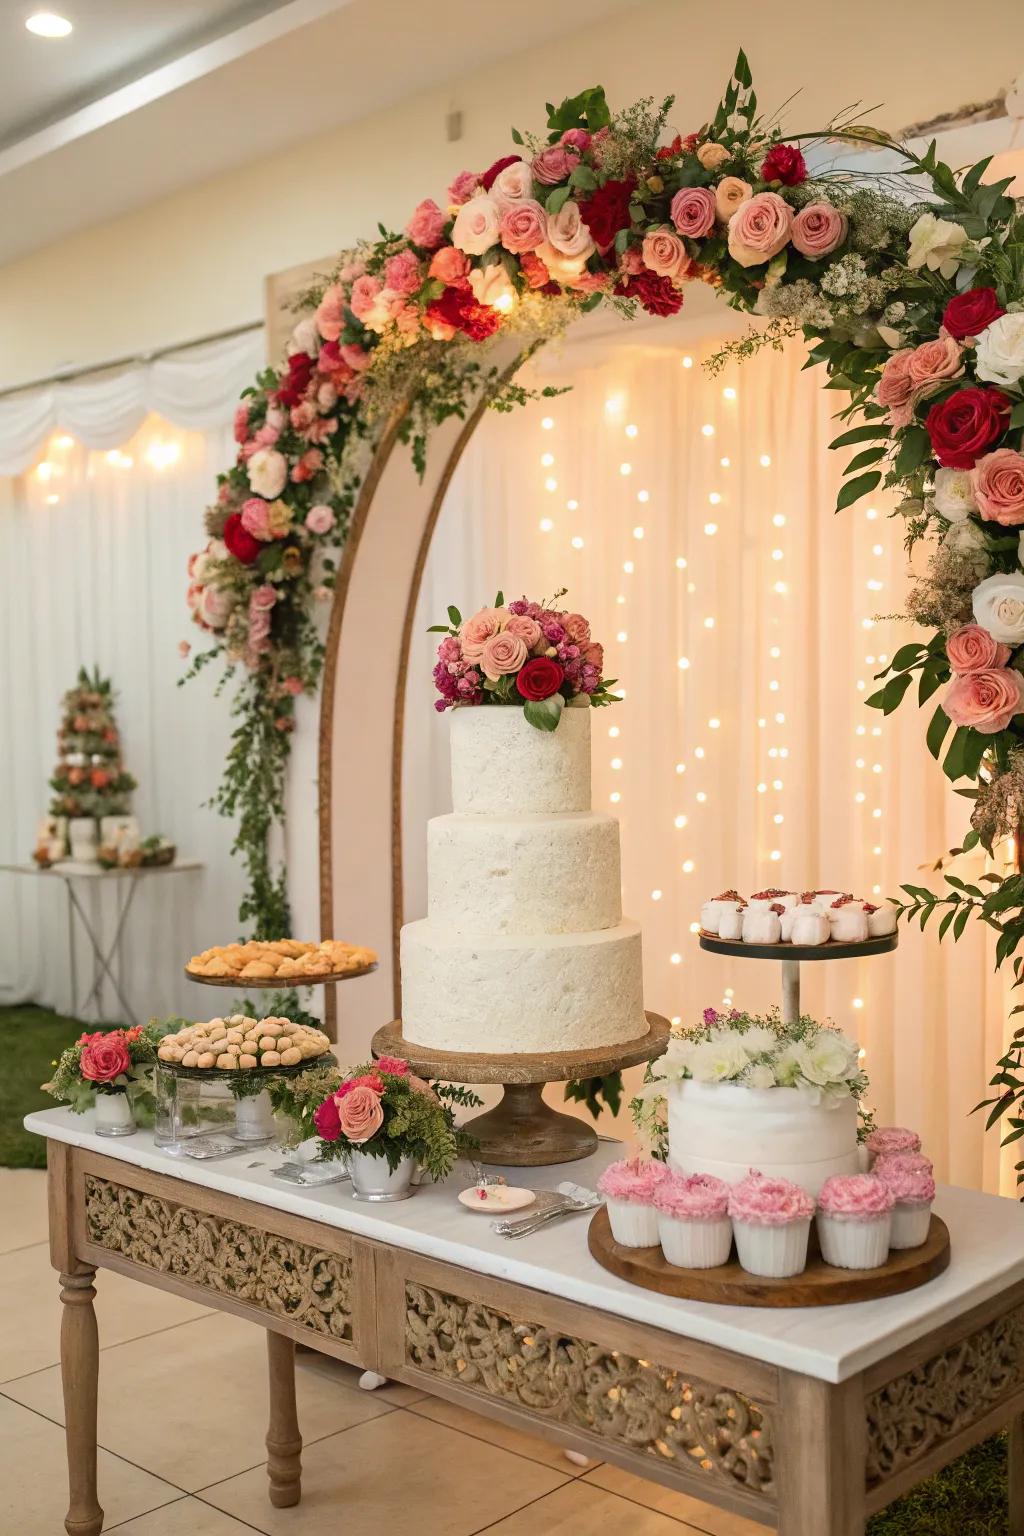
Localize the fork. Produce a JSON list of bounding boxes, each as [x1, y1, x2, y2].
[[492, 1192, 601, 1238]]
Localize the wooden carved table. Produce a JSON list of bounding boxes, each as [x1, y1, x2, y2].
[[27, 1107, 1024, 1536]]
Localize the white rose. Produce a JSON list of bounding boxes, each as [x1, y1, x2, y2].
[[288, 316, 320, 356], [943, 517, 990, 576], [906, 213, 968, 280], [534, 241, 587, 283], [491, 159, 534, 204], [198, 585, 233, 630], [468, 264, 516, 310], [773, 1045, 803, 1087], [743, 1063, 777, 1089], [931, 468, 977, 522], [545, 200, 596, 262], [975, 312, 1024, 390], [972, 571, 1024, 644], [738, 1025, 777, 1055], [247, 447, 288, 500], [797, 1032, 860, 1088], [451, 194, 501, 256], [688, 1035, 751, 1083]]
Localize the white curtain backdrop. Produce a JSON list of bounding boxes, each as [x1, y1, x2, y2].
[[404, 322, 1013, 1194]]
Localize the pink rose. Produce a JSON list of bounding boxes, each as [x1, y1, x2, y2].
[[349, 273, 383, 321], [972, 448, 1024, 526], [241, 497, 272, 541], [460, 605, 509, 659], [727, 192, 792, 266], [447, 170, 480, 206], [479, 629, 528, 681], [305, 503, 336, 535], [336, 1084, 384, 1143], [451, 195, 501, 255], [491, 159, 533, 203], [641, 225, 691, 280], [339, 342, 371, 371], [313, 1094, 342, 1141], [563, 612, 591, 645], [946, 624, 1011, 672], [670, 186, 716, 240], [875, 349, 916, 430], [197, 587, 232, 630], [906, 332, 964, 400], [532, 142, 581, 185], [375, 1055, 410, 1075], [428, 246, 470, 287], [384, 248, 423, 296], [80, 1033, 131, 1084], [944, 668, 1024, 733], [505, 613, 542, 648], [714, 177, 752, 223], [790, 202, 848, 259], [582, 641, 604, 669], [315, 284, 345, 342], [283, 676, 304, 695], [405, 198, 446, 250], [499, 199, 547, 254], [250, 584, 278, 612], [233, 404, 250, 443], [545, 200, 595, 261]]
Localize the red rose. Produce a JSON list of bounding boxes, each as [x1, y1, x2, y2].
[[314, 1095, 342, 1141], [924, 387, 1012, 469], [579, 178, 636, 252], [480, 155, 520, 191], [941, 287, 1006, 342], [274, 351, 314, 408], [80, 1033, 131, 1084], [425, 285, 500, 342], [614, 270, 684, 317], [516, 657, 565, 701], [760, 143, 807, 186], [223, 512, 262, 564], [90, 768, 109, 789]]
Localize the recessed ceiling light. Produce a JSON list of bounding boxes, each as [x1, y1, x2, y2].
[[26, 12, 73, 37]]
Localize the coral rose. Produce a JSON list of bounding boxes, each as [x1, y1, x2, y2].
[[80, 1033, 131, 1084], [925, 387, 1011, 469], [641, 225, 690, 280], [791, 203, 848, 259], [452, 195, 501, 256], [460, 606, 508, 659], [714, 176, 752, 222], [337, 1084, 384, 1143], [505, 613, 542, 648], [875, 349, 915, 429], [315, 284, 345, 343], [499, 199, 546, 253], [480, 630, 528, 680], [669, 186, 716, 240], [727, 192, 792, 266], [944, 668, 1024, 734], [428, 246, 470, 287], [516, 656, 564, 700], [563, 612, 591, 645], [405, 198, 446, 250], [946, 624, 1011, 672], [906, 332, 964, 399], [972, 448, 1024, 526]]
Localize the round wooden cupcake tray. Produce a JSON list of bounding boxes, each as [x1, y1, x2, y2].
[[587, 1205, 950, 1307], [371, 1013, 671, 1167], [185, 962, 377, 988]]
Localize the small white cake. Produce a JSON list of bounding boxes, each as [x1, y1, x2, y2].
[[866, 903, 898, 937], [718, 906, 745, 941], [790, 910, 830, 946], [742, 909, 782, 944]]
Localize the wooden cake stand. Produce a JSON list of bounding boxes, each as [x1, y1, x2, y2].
[[371, 1012, 671, 1166], [698, 931, 896, 1023]]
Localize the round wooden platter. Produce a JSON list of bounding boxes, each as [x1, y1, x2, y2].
[[185, 961, 377, 988], [587, 1205, 950, 1308], [371, 1013, 670, 1168], [698, 931, 897, 963]]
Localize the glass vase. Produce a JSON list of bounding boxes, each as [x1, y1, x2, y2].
[[232, 1089, 276, 1144], [94, 1091, 136, 1138]]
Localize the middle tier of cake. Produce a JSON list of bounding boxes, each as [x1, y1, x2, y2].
[[401, 918, 646, 1054]]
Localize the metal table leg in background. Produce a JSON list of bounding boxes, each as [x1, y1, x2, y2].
[[62, 875, 140, 1025]]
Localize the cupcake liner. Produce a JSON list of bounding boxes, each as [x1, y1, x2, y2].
[[733, 1217, 810, 1278], [890, 1200, 932, 1250], [658, 1214, 733, 1270], [816, 1211, 891, 1270], [606, 1196, 659, 1247]]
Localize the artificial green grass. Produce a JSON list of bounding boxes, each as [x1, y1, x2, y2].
[[0, 1003, 115, 1168]]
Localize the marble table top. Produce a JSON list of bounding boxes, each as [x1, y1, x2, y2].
[[26, 1105, 1024, 1384]]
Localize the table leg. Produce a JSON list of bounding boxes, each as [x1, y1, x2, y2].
[[1010, 1410, 1024, 1536], [66, 882, 79, 1017], [776, 1372, 865, 1536], [60, 1266, 103, 1536], [266, 1331, 302, 1508]]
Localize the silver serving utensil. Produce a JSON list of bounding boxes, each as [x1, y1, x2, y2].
[[492, 1190, 601, 1238]]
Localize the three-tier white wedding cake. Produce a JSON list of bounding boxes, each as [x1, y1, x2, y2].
[[401, 704, 646, 1054]]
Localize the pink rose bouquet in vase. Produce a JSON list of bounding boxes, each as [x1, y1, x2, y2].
[[43, 1025, 157, 1136], [429, 589, 619, 732], [312, 1058, 479, 1200]]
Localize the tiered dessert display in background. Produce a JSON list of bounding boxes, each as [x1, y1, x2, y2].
[[40, 667, 137, 864]]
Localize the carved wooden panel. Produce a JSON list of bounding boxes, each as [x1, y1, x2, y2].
[[866, 1304, 1024, 1484], [404, 1282, 774, 1498], [84, 1175, 353, 1340]]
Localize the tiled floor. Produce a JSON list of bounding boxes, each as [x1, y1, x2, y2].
[[0, 1168, 761, 1535]]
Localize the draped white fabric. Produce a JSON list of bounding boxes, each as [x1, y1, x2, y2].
[[0, 416, 247, 1023], [404, 326, 1013, 1195], [0, 331, 263, 476]]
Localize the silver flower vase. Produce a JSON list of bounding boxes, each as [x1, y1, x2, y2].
[[348, 1150, 416, 1202]]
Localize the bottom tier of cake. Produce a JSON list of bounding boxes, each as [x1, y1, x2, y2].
[[667, 1079, 861, 1198], [400, 917, 646, 1054]]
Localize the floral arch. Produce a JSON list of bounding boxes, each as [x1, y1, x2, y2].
[[187, 51, 1024, 1145]]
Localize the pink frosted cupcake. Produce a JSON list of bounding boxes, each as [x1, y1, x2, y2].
[[816, 1174, 894, 1270], [866, 1127, 921, 1167], [597, 1157, 670, 1246], [873, 1151, 933, 1182], [874, 1161, 936, 1249], [728, 1172, 815, 1278], [653, 1173, 732, 1269]]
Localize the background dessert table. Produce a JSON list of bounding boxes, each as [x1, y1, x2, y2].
[[27, 1106, 1024, 1536]]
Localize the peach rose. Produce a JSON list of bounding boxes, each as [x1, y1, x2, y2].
[[946, 624, 1011, 672], [315, 284, 345, 342], [875, 349, 915, 430], [545, 201, 595, 262], [491, 159, 534, 204], [944, 668, 1024, 733], [336, 1084, 384, 1143], [505, 613, 542, 648], [460, 606, 509, 660], [790, 203, 848, 259], [563, 612, 591, 646], [428, 246, 470, 287], [972, 448, 1024, 526], [727, 192, 792, 267], [499, 199, 547, 253], [906, 332, 964, 400], [452, 195, 501, 256], [479, 629, 528, 681], [697, 141, 730, 170], [670, 186, 716, 240], [641, 225, 691, 280], [714, 176, 752, 223]]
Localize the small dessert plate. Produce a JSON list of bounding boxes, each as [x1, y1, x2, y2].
[[458, 1185, 536, 1214]]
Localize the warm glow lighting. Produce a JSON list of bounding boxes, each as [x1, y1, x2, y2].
[[616, 630, 628, 643], [610, 757, 622, 770], [771, 548, 783, 561], [26, 11, 72, 36], [769, 646, 781, 659], [872, 543, 883, 556], [772, 514, 786, 527], [651, 889, 662, 901], [540, 452, 554, 467], [637, 489, 649, 503], [671, 952, 682, 964], [773, 581, 787, 595], [610, 791, 621, 803], [539, 517, 553, 532], [541, 416, 554, 430], [852, 998, 864, 1010], [701, 424, 715, 437], [46, 493, 59, 505], [723, 386, 737, 400], [757, 782, 767, 794], [773, 813, 784, 825], [704, 522, 718, 536], [759, 454, 772, 467], [675, 762, 685, 774], [544, 476, 558, 492], [770, 849, 781, 862], [625, 423, 638, 438], [720, 456, 730, 468], [145, 440, 180, 470], [855, 791, 866, 803], [623, 560, 634, 574], [567, 498, 579, 510], [677, 656, 690, 670], [709, 491, 721, 505], [772, 778, 783, 790], [609, 726, 620, 738], [619, 462, 632, 476], [862, 618, 875, 630], [703, 617, 715, 629], [682, 356, 694, 369], [872, 808, 882, 819], [694, 747, 705, 759], [682, 860, 695, 873], [674, 814, 687, 828], [36, 461, 54, 480], [54, 434, 74, 449], [571, 536, 584, 549], [708, 717, 720, 730], [695, 791, 707, 803], [605, 394, 625, 415], [866, 507, 878, 520], [675, 556, 687, 570], [633, 526, 644, 540]]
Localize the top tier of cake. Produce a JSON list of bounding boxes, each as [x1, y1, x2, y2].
[[450, 703, 591, 815]]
